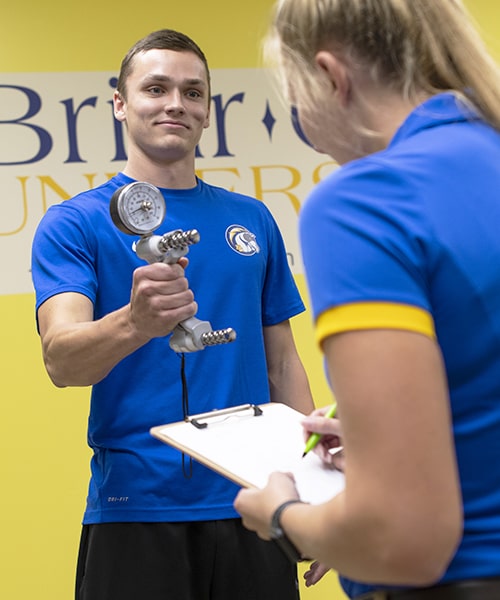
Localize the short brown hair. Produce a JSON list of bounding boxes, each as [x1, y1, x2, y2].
[[116, 29, 211, 100]]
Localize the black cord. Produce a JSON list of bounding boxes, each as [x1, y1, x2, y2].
[[180, 352, 189, 419], [179, 352, 193, 479]]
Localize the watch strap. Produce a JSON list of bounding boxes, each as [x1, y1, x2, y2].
[[272, 499, 305, 526], [270, 499, 306, 563]]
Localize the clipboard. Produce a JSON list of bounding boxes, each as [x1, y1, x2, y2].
[[150, 402, 345, 505]]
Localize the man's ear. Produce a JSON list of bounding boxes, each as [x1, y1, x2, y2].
[[113, 90, 126, 122], [315, 51, 350, 107]]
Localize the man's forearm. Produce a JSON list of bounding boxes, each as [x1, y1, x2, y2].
[[41, 305, 149, 387]]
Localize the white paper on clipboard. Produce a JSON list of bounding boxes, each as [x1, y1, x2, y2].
[[150, 402, 345, 505]]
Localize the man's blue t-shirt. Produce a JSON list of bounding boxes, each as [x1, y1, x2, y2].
[[32, 174, 305, 524]]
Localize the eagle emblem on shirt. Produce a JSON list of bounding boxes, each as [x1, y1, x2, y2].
[[225, 225, 260, 256]]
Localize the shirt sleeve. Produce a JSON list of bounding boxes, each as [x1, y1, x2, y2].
[[31, 202, 99, 311], [299, 158, 435, 345]]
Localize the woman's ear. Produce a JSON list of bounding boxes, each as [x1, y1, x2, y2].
[[315, 51, 350, 106]]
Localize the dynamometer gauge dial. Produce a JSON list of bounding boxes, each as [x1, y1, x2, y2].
[[110, 181, 166, 235]]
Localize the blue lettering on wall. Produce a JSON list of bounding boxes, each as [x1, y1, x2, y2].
[[0, 85, 53, 165], [0, 78, 312, 166], [208, 92, 245, 158], [61, 96, 98, 163]]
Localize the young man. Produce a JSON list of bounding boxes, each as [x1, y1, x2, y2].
[[31, 29, 313, 600]]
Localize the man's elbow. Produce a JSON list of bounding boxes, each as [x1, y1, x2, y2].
[[43, 355, 97, 388]]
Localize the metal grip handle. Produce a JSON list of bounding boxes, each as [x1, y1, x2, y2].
[[134, 230, 198, 265], [201, 328, 237, 346], [159, 229, 200, 252]]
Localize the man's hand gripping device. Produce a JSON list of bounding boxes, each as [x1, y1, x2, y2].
[[110, 181, 236, 352]]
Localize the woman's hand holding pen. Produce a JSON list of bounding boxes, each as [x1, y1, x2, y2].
[[301, 405, 345, 472]]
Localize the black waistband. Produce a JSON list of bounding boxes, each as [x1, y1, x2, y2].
[[357, 577, 500, 600]]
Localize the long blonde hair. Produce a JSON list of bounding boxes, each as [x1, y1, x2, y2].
[[265, 0, 500, 131]]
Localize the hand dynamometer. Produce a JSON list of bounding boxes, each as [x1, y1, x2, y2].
[[109, 181, 236, 353]]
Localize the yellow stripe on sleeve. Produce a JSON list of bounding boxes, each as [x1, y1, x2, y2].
[[316, 302, 436, 346]]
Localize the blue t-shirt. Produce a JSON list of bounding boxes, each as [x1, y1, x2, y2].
[[32, 173, 304, 523], [300, 94, 500, 596]]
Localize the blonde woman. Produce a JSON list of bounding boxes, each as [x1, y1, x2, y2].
[[234, 1, 500, 599]]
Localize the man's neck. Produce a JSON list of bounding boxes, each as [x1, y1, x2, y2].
[[123, 154, 198, 190]]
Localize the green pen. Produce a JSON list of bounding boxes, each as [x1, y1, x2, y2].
[[302, 402, 338, 458]]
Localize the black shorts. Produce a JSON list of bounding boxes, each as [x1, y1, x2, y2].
[[75, 519, 300, 600]]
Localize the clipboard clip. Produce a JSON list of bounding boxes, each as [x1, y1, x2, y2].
[[188, 403, 263, 429]]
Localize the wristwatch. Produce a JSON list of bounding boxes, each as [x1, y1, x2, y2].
[[270, 499, 306, 563]]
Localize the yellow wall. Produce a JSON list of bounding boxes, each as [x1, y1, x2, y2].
[[1, 2, 498, 599]]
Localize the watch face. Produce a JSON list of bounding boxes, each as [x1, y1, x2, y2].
[[110, 182, 166, 235], [270, 523, 284, 539]]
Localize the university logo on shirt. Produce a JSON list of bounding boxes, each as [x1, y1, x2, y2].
[[225, 225, 260, 256]]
